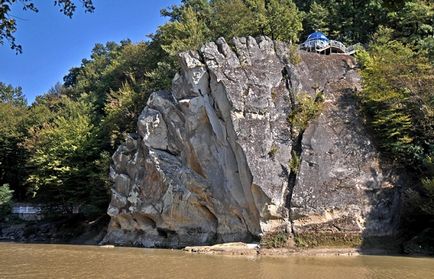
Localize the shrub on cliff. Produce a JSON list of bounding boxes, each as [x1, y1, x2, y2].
[[260, 232, 290, 248]]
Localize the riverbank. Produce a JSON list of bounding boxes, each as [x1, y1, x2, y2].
[[183, 242, 400, 257], [2, 215, 433, 256], [0, 214, 109, 245]]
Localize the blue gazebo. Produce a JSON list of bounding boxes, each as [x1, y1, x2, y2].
[[306, 31, 330, 43], [301, 31, 330, 52], [300, 31, 353, 54]]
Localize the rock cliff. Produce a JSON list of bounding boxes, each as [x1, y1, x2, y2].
[[103, 37, 401, 248]]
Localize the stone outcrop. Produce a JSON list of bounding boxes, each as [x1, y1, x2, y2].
[[103, 37, 401, 248]]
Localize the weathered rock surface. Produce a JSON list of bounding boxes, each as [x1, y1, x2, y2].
[[289, 55, 402, 239], [103, 37, 401, 248]]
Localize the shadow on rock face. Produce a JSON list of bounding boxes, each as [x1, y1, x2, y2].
[[290, 81, 403, 251]]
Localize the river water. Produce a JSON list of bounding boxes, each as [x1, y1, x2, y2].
[[1, 243, 433, 279]]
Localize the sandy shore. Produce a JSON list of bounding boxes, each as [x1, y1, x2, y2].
[[183, 242, 394, 257]]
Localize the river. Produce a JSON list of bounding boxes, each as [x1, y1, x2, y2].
[[0, 243, 433, 278]]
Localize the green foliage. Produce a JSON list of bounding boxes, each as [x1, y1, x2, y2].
[[288, 44, 301, 65], [157, 6, 211, 56], [268, 144, 279, 158], [260, 231, 290, 248], [264, 0, 304, 42], [288, 151, 301, 173], [358, 27, 434, 169], [63, 40, 164, 150], [288, 92, 323, 133], [160, 0, 305, 44], [242, 0, 304, 42], [418, 36, 434, 65], [297, 0, 387, 44], [294, 233, 362, 248], [63, 41, 127, 106], [0, 82, 27, 107], [0, 184, 13, 206], [305, 1, 329, 34], [387, 1, 434, 46], [358, 26, 434, 230], [7, 38, 174, 212], [103, 81, 145, 148], [296, 0, 432, 46], [210, 0, 258, 39], [161, 0, 211, 22], [0, 83, 29, 200], [0, 184, 13, 217], [419, 177, 434, 216], [25, 96, 109, 212]]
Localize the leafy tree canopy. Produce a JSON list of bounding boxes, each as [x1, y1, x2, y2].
[[0, 82, 26, 106]]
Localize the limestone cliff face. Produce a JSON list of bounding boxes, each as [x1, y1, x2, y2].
[[103, 37, 401, 248]]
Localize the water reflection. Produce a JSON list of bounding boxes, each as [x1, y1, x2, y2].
[[0, 243, 433, 279]]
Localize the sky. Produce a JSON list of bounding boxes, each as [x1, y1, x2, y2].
[[0, 0, 181, 103]]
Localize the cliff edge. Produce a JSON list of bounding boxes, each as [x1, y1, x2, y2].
[[103, 37, 402, 248]]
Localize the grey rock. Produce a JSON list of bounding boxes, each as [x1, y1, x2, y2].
[[290, 71, 401, 237], [103, 37, 401, 248]]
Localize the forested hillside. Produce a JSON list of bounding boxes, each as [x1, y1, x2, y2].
[[0, 0, 433, 239]]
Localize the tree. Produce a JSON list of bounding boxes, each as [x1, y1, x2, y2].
[[0, 82, 26, 106], [157, 6, 211, 56], [243, 0, 303, 42], [357, 27, 433, 169], [305, 1, 329, 34], [62, 41, 125, 109], [388, 1, 434, 46], [296, 0, 389, 44], [161, 0, 211, 23], [265, 0, 303, 42], [0, 184, 14, 217], [210, 0, 258, 39], [0, 83, 28, 200], [103, 82, 143, 149], [25, 96, 109, 213], [0, 0, 94, 53]]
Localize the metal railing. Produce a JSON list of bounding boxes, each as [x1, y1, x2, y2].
[[300, 39, 357, 55], [329, 40, 347, 53], [11, 205, 42, 214]]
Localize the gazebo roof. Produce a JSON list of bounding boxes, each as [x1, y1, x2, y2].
[[306, 31, 329, 42]]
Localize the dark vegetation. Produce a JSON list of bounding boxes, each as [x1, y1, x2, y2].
[[0, 0, 433, 248]]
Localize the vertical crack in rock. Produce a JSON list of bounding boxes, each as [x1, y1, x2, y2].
[[104, 37, 402, 248], [281, 65, 305, 233]]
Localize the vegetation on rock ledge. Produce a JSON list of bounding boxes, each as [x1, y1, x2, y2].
[[260, 231, 291, 248], [294, 233, 362, 248]]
